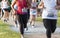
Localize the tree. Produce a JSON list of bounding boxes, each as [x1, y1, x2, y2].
[[0, 0, 2, 2], [8, 0, 12, 5]]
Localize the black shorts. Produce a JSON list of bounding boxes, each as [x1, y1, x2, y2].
[[37, 9, 42, 13], [3, 8, 10, 12], [3, 7, 11, 12]]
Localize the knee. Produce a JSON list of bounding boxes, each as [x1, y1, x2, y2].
[[51, 26, 56, 33]]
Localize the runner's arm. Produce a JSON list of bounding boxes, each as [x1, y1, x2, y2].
[[55, 0, 60, 10], [11, 0, 17, 15], [38, 0, 44, 9], [11, 0, 17, 9]]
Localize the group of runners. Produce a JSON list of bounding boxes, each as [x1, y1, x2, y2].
[[0, 0, 60, 38]]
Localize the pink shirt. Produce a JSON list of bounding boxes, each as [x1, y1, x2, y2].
[[16, 0, 28, 14]]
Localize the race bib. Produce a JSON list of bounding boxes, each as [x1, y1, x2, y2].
[[47, 13, 54, 17], [22, 8, 28, 13], [47, 10, 54, 17], [30, 9, 36, 13], [32, 10, 36, 13]]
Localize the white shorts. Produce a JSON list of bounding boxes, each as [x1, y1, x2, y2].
[[30, 9, 37, 15]]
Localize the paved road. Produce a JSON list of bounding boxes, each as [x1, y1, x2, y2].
[[9, 22, 60, 38], [10, 22, 60, 34]]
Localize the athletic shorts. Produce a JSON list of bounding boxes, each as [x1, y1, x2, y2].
[[3, 7, 11, 12], [30, 8, 37, 15]]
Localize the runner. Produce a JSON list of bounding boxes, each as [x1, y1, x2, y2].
[[11, 0, 30, 38], [39, 0, 60, 38], [11, 0, 18, 27], [1, 0, 10, 22], [38, 0, 42, 16], [29, 0, 38, 27]]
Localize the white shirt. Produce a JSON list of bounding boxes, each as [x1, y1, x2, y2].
[[1, 1, 9, 9], [31, 2, 37, 7], [12, 0, 17, 10], [42, 0, 58, 19], [30, 2, 37, 15]]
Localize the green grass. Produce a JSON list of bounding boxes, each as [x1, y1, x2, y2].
[[0, 20, 20, 38], [57, 17, 60, 25], [36, 17, 42, 22], [58, 10, 60, 17]]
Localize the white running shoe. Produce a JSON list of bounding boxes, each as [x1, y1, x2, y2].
[[24, 28, 28, 31], [32, 25, 34, 28]]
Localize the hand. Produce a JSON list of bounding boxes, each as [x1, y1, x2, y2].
[[38, 5, 44, 9], [12, 9, 16, 15], [55, 5, 60, 10], [13, 10, 16, 15]]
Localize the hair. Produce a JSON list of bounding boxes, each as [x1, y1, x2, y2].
[[32, 0, 37, 2], [57, 0, 60, 5]]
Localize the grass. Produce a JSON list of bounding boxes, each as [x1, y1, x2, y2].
[[0, 20, 20, 38], [36, 17, 42, 22], [57, 17, 60, 26], [58, 10, 60, 17]]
